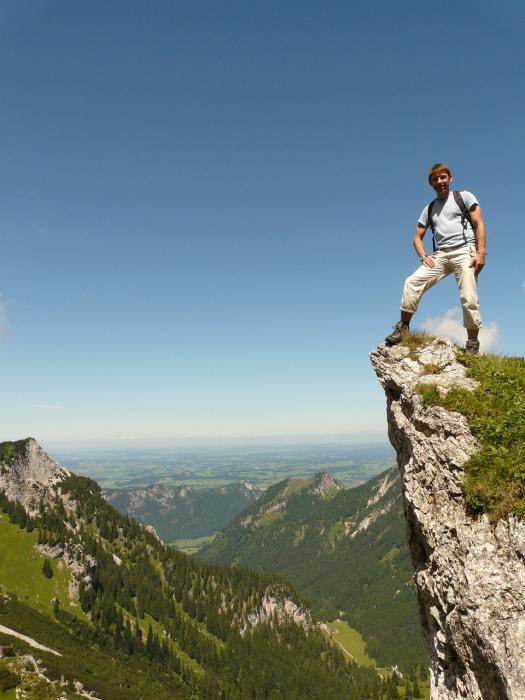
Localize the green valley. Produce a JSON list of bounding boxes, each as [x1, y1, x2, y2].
[[172, 534, 217, 555], [198, 469, 428, 674]]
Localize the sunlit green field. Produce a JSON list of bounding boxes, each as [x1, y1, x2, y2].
[[329, 619, 377, 667], [327, 620, 430, 698], [171, 534, 217, 555], [0, 514, 83, 619]]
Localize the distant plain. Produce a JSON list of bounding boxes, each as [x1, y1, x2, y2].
[[52, 442, 395, 490]]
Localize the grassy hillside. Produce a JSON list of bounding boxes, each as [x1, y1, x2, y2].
[[198, 469, 427, 673], [0, 515, 80, 618], [0, 594, 190, 699], [0, 443, 384, 700], [0, 515, 190, 698]]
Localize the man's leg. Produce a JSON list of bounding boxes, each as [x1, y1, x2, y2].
[[385, 256, 447, 345], [452, 247, 481, 354]]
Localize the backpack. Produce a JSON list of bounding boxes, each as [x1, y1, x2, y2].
[[427, 191, 477, 252]]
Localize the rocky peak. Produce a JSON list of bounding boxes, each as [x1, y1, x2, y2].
[[308, 472, 342, 498], [371, 337, 525, 700], [240, 480, 260, 494], [0, 438, 70, 515]]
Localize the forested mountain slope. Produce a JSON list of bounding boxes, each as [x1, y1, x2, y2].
[[0, 438, 382, 699], [198, 470, 426, 672], [104, 481, 262, 541]]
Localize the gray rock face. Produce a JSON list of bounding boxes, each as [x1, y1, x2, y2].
[[241, 587, 313, 635], [0, 438, 70, 514], [370, 338, 525, 700]]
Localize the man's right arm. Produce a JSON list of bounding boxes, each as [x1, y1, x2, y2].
[[413, 224, 435, 268]]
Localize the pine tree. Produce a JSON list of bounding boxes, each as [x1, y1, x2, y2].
[[134, 619, 142, 642], [146, 624, 154, 657], [388, 675, 400, 698], [42, 559, 53, 579]]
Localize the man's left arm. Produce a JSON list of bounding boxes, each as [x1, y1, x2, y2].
[[469, 204, 486, 276]]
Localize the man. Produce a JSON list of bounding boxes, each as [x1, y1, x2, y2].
[[385, 163, 487, 354]]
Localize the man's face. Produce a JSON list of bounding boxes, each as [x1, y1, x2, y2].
[[430, 170, 452, 198]]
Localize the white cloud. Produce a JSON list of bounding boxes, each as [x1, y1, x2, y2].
[[420, 307, 498, 353]]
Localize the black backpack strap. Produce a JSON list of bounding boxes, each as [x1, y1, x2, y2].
[[427, 199, 436, 252], [453, 191, 477, 244]]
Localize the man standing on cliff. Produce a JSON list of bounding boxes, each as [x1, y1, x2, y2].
[[385, 163, 487, 354]]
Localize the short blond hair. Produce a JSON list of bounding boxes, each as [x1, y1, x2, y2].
[[428, 163, 452, 183]]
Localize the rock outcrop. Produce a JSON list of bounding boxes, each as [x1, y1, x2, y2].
[[307, 471, 342, 497], [371, 337, 525, 700], [242, 587, 313, 634], [0, 438, 70, 514]]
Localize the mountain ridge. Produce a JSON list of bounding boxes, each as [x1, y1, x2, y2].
[[0, 437, 382, 699], [104, 480, 263, 542]]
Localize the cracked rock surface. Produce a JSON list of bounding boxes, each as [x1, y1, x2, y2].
[[0, 438, 70, 514], [370, 337, 525, 700]]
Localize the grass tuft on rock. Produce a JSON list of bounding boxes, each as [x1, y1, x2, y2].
[[421, 363, 442, 376], [418, 353, 525, 520], [399, 331, 436, 359]]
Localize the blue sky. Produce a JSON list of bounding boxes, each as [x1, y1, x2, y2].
[[1, 0, 524, 445]]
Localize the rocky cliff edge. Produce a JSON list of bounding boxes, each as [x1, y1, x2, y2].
[[0, 438, 70, 514], [370, 337, 525, 700]]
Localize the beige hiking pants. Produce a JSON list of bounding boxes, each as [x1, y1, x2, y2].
[[400, 245, 481, 330]]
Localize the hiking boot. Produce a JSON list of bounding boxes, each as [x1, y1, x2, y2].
[[385, 321, 409, 346], [465, 339, 480, 355]]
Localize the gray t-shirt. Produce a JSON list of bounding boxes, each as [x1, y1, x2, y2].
[[418, 190, 478, 249]]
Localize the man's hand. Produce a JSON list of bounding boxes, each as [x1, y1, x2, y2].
[[469, 205, 486, 278], [422, 255, 435, 268], [470, 253, 485, 277]]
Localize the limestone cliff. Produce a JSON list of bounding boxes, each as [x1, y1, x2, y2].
[[371, 338, 525, 700], [0, 437, 70, 514], [241, 587, 313, 635]]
